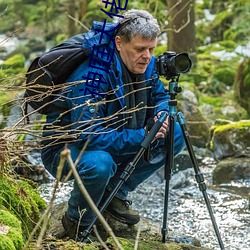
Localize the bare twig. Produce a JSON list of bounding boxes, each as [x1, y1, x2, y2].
[[93, 225, 110, 250], [134, 220, 142, 250], [22, 153, 65, 249], [61, 148, 124, 250], [68, 14, 90, 31]]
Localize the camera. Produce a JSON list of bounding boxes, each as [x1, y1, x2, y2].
[[156, 51, 192, 79]]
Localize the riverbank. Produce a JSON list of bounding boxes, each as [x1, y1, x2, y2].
[[38, 155, 250, 250]]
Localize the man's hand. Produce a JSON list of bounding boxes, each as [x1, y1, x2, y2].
[[154, 111, 169, 139]]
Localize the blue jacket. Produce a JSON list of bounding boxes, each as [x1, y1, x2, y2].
[[44, 21, 170, 156]]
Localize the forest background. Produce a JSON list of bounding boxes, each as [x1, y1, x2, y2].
[[0, 0, 250, 125], [0, 0, 250, 249]]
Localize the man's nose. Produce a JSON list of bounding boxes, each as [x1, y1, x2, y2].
[[142, 49, 151, 59]]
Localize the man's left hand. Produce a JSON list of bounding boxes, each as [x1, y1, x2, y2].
[[154, 111, 169, 139]]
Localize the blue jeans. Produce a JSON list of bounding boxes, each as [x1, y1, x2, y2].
[[41, 123, 185, 226]]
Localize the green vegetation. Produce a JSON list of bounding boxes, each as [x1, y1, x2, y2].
[[0, 174, 47, 240], [0, 209, 24, 250]]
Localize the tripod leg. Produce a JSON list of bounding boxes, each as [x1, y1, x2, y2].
[[81, 112, 168, 240], [177, 112, 225, 250], [162, 114, 175, 243]]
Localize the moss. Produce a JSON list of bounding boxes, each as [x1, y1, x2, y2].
[[213, 67, 235, 86], [7, 228, 24, 249], [199, 95, 224, 107], [1, 54, 25, 69], [0, 175, 47, 239], [0, 209, 21, 229], [0, 209, 24, 249], [213, 120, 250, 133], [106, 237, 208, 250], [209, 120, 250, 151], [0, 235, 16, 250]]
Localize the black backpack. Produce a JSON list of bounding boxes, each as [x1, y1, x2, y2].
[[24, 34, 91, 115]]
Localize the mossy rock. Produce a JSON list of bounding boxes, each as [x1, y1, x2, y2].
[[106, 237, 210, 250], [199, 92, 248, 122], [0, 209, 24, 250], [209, 120, 250, 160], [0, 174, 47, 239]]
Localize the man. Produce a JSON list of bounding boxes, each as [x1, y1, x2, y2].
[[41, 9, 185, 241]]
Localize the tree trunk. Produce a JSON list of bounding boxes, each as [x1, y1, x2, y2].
[[67, 0, 77, 36], [78, 0, 88, 20], [167, 0, 196, 62]]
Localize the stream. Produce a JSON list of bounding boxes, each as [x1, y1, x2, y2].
[[38, 155, 250, 250]]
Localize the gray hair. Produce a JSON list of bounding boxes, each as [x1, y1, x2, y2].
[[115, 9, 160, 43]]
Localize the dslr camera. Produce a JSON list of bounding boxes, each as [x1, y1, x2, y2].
[[156, 51, 192, 79]]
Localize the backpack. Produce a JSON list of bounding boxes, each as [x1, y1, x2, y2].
[[24, 34, 91, 115]]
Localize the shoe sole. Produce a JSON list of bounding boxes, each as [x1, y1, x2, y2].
[[105, 210, 140, 225]]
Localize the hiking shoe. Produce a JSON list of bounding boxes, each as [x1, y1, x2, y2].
[[105, 196, 140, 225], [61, 213, 97, 243]]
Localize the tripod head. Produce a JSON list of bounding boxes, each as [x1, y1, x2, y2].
[[168, 76, 182, 100]]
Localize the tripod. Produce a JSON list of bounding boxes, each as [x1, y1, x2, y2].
[[161, 77, 225, 249], [82, 77, 225, 250]]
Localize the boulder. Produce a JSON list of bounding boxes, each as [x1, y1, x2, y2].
[[42, 201, 211, 250], [209, 120, 250, 160], [213, 157, 250, 184]]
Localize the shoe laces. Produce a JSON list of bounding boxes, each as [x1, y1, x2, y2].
[[123, 199, 132, 209]]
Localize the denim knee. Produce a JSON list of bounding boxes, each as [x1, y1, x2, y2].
[[76, 150, 117, 182]]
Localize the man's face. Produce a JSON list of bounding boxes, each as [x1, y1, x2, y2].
[[115, 35, 157, 74]]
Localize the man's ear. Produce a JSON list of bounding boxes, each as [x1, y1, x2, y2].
[[115, 36, 122, 51]]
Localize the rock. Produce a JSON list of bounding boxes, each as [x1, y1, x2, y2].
[[170, 168, 193, 189], [213, 157, 250, 184], [209, 120, 250, 160], [44, 202, 212, 250], [179, 100, 211, 148]]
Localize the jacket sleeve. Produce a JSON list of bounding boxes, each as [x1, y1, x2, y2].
[[66, 65, 146, 156]]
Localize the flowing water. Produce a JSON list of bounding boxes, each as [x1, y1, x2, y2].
[[38, 156, 250, 250]]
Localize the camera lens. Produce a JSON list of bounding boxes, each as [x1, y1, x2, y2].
[[174, 53, 192, 73]]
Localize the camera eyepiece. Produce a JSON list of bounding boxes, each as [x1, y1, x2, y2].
[[156, 51, 192, 79]]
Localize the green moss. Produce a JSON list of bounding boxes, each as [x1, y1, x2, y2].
[[213, 67, 235, 86], [7, 228, 24, 249], [0, 175, 47, 239], [105, 237, 206, 250], [0, 209, 24, 249], [0, 209, 21, 229], [213, 120, 250, 133], [1, 54, 25, 69], [0, 235, 16, 250], [209, 120, 250, 150], [199, 95, 224, 107]]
